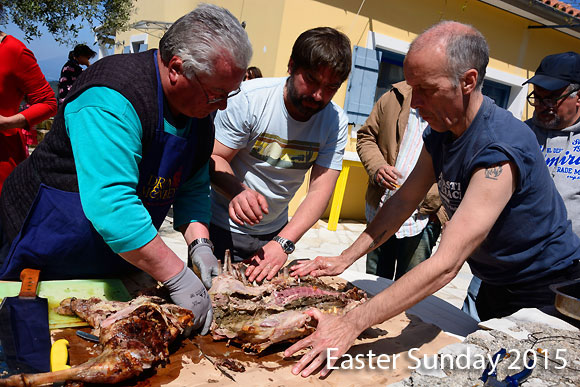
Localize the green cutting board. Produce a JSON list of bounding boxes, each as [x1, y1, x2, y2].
[[0, 279, 131, 330]]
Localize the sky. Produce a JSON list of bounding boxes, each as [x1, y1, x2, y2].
[[3, 22, 97, 81], [3, 1, 580, 80]]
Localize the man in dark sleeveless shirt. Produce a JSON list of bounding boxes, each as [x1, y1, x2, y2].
[[287, 21, 580, 377]]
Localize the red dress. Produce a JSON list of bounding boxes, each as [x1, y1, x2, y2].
[[0, 35, 57, 192]]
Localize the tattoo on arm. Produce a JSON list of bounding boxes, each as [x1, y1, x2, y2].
[[484, 164, 503, 180], [369, 231, 387, 249]]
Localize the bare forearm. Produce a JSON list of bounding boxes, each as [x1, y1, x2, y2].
[[350, 201, 495, 330], [178, 221, 210, 245], [0, 113, 28, 131], [281, 188, 332, 242], [339, 189, 419, 266], [209, 155, 245, 200], [344, 151, 435, 266], [347, 252, 458, 330], [281, 166, 339, 242], [119, 235, 184, 282]]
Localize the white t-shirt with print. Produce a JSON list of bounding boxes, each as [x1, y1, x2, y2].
[[211, 77, 348, 235]]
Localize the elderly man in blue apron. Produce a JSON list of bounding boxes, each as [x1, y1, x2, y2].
[[0, 4, 252, 335]]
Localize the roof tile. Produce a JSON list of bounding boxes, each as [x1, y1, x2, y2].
[[538, 0, 580, 18]]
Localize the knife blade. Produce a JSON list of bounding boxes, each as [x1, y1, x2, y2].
[[194, 343, 236, 382], [76, 330, 100, 343]]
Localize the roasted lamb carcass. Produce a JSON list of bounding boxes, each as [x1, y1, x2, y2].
[[210, 252, 367, 353], [0, 296, 194, 386]]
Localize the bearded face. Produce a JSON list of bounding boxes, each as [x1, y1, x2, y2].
[[283, 64, 343, 122], [286, 74, 326, 119], [531, 85, 580, 130]]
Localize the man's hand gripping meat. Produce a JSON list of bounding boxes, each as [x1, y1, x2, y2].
[[163, 264, 213, 335]]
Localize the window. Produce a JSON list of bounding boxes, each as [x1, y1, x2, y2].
[[132, 41, 147, 53], [482, 79, 511, 109], [374, 51, 405, 102], [344, 39, 527, 125], [126, 33, 148, 54]]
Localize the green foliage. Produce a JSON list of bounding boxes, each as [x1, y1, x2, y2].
[[0, 0, 134, 45]]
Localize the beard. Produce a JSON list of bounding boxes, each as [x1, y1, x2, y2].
[[532, 110, 562, 130], [286, 76, 326, 119]]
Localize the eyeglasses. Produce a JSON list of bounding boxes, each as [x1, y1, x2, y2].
[[190, 69, 241, 104], [527, 88, 579, 108]]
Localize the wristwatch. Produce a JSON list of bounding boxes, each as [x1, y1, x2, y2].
[[273, 236, 295, 254], [188, 238, 214, 252]]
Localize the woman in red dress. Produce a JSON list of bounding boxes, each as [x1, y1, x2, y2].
[[0, 31, 57, 192]]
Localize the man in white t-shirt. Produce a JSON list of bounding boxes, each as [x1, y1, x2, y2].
[[210, 27, 351, 283]]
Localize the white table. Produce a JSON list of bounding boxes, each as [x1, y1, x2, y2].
[[339, 269, 480, 339]]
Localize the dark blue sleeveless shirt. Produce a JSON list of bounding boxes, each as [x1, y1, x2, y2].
[[423, 96, 580, 285]]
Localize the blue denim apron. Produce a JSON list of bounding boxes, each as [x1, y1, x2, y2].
[[0, 52, 198, 280]]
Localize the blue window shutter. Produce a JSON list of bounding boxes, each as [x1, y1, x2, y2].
[[123, 46, 131, 54], [141, 44, 148, 51], [344, 46, 381, 125]]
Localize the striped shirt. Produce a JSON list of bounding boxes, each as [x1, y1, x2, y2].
[[366, 108, 429, 238]]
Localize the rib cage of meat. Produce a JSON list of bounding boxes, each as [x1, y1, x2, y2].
[[210, 251, 367, 353], [0, 296, 195, 386]]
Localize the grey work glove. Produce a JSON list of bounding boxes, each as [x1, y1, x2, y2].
[[163, 265, 213, 335], [188, 242, 219, 289]]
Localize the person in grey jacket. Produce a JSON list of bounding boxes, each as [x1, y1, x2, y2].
[[524, 51, 580, 236]]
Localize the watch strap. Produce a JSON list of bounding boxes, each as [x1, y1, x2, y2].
[[188, 238, 214, 252], [273, 235, 295, 254]]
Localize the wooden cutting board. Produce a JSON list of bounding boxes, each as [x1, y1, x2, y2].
[[51, 311, 459, 386], [48, 274, 460, 386], [0, 279, 130, 330]]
